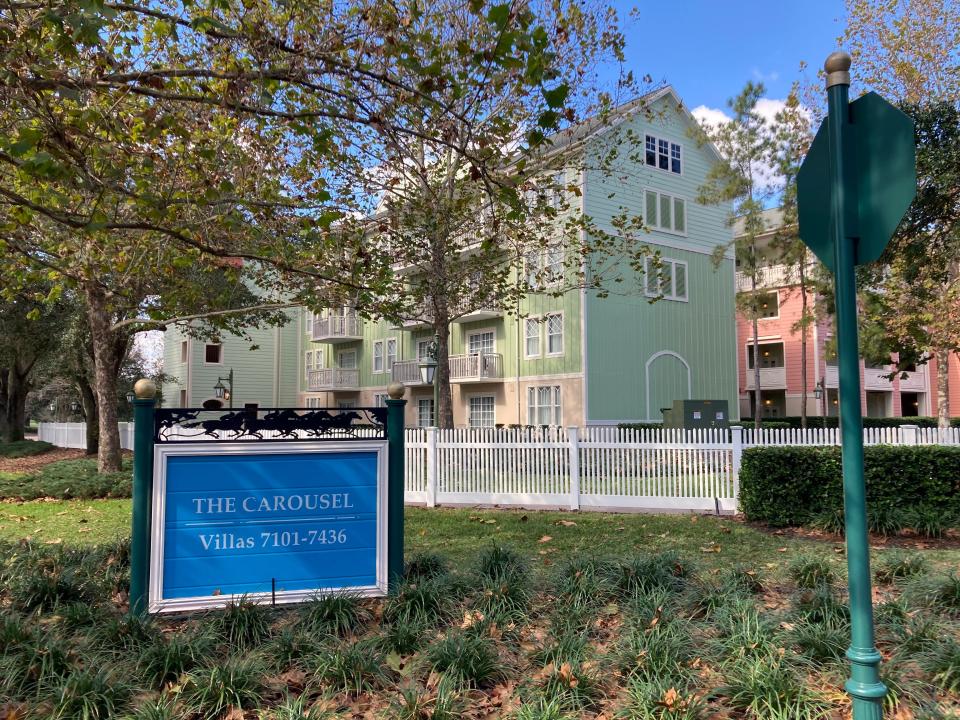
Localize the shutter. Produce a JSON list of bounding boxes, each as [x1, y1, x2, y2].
[[673, 198, 685, 233], [660, 195, 672, 231], [661, 261, 673, 297], [645, 191, 658, 227], [675, 263, 687, 299]]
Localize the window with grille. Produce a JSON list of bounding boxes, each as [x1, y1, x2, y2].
[[467, 331, 495, 355], [417, 398, 435, 427], [372, 341, 384, 373], [528, 386, 561, 426], [469, 396, 495, 427], [338, 350, 357, 369], [643, 190, 686, 234], [546, 313, 563, 355], [386, 338, 397, 370], [644, 134, 682, 174], [643, 257, 688, 302], [525, 318, 541, 358]]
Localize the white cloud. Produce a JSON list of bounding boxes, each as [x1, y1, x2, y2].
[[691, 104, 731, 129], [752, 67, 780, 83]]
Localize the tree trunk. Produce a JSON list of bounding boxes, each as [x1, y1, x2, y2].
[[433, 311, 454, 429], [5, 365, 29, 443], [799, 262, 809, 430], [79, 378, 99, 455], [84, 286, 124, 472], [936, 347, 950, 429], [0, 369, 9, 442]]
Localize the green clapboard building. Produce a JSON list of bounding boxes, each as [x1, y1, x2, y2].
[[162, 87, 739, 427]]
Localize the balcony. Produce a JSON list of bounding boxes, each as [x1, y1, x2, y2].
[[307, 368, 360, 391], [449, 353, 503, 382], [312, 314, 362, 343], [824, 363, 839, 388], [736, 265, 795, 292], [451, 308, 503, 324], [864, 367, 894, 392], [899, 367, 928, 392], [391, 360, 429, 386], [744, 366, 787, 389]]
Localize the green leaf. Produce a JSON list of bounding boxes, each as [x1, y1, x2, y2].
[[486, 3, 510, 29], [542, 84, 569, 110]]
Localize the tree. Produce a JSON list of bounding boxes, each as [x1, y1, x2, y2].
[[841, 0, 960, 427], [0, 287, 64, 443], [769, 90, 816, 427], [1, 0, 596, 458], [695, 82, 777, 429]]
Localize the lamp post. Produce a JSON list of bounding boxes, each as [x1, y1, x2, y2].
[[814, 378, 826, 420], [213, 369, 234, 409], [417, 334, 440, 426]]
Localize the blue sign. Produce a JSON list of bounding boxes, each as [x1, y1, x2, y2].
[[149, 442, 388, 613]]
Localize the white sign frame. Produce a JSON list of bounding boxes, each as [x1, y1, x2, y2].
[[149, 440, 389, 614]]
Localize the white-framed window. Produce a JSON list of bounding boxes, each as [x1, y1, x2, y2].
[[468, 395, 496, 428], [204, 343, 222, 365], [179, 389, 187, 407], [386, 338, 397, 370], [304, 350, 314, 380], [644, 190, 686, 234], [372, 341, 384, 373], [756, 291, 779, 319], [645, 134, 682, 174], [416, 339, 433, 361], [528, 385, 562, 426], [374, 393, 388, 407], [338, 350, 357, 369], [417, 398, 435, 427], [180, 341, 188, 363], [467, 330, 495, 355], [337, 400, 356, 409], [524, 317, 541, 358], [545, 313, 563, 355], [550, 171, 566, 208], [644, 257, 688, 302], [305, 396, 323, 408], [525, 242, 564, 289]]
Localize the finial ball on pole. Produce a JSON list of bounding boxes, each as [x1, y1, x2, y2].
[[134, 378, 157, 400], [387, 382, 406, 400], [825, 51, 852, 88]]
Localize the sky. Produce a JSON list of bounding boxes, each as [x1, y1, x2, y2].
[[606, 0, 848, 122]]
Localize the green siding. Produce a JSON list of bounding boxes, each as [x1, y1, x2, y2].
[[582, 93, 738, 422]]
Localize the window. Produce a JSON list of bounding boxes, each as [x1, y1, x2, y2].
[[337, 400, 356, 409], [747, 342, 785, 369], [525, 243, 563, 289], [204, 343, 222, 364], [305, 396, 323, 408], [755, 291, 779, 319], [417, 398, 435, 427], [386, 338, 397, 370], [180, 341, 188, 363], [467, 330, 495, 355], [550, 171, 566, 208], [643, 190, 686, 234], [416, 339, 433, 361], [305, 350, 314, 380], [469, 396, 496, 427], [524, 318, 541, 358], [374, 393, 388, 407], [528, 385, 562, 426], [644, 257, 689, 301], [546, 313, 563, 355], [372, 341, 384, 373], [338, 350, 357, 369], [644, 134, 681, 174], [179, 389, 187, 407]]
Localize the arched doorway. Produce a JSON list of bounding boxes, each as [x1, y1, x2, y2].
[[645, 351, 691, 421]]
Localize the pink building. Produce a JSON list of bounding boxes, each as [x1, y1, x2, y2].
[[735, 210, 936, 420]]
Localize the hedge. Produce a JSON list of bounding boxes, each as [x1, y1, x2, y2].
[[739, 445, 960, 526], [740, 416, 960, 429]]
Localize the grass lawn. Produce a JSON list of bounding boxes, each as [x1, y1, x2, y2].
[[2, 463, 960, 718]]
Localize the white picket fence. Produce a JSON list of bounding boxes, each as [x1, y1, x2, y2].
[[37, 422, 136, 451], [34, 421, 960, 513]]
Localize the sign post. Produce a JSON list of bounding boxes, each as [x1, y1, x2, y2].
[[385, 382, 407, 591], [797, 52, 916, 720], [130, 379, 157, 615]]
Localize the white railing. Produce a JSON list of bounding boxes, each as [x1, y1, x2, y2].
[[36, 421, 960, 514], [744, 366, 787, 389], [863, 367, 894, 391], [391, 360, 427, 385], [307, 368, 360, 390], [448, 353, 503, 381], [311, 314, 361, 341], [735, 264, 811, 292], [37, 422, 135, 450]]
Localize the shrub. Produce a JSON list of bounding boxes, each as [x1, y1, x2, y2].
[[614, 552, 688, 597], [50, 667, 133, 720], [212, 598, 273, 649], [299, 591, 370, 637], [404, 552, 449, 581], [314, 639, 387, 695], [720, 651, 829, 720], [874, 552, 928, 584], [739, 445, 960, 526], [918, 638, 960, 693], [739, 415, 952, 429], [0, 457, 132, 501], [788, 617, 849, 663], [905, 505, 956, 539], [0, 440, 54, 458], [424, 631, 505, 688], [618, 677, 705, 720], [178, 655, 266, 717], [788, 556, 835, 589]]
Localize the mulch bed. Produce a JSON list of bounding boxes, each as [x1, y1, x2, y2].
[[0, 448, 87, 474], [747, 519, 960, 550]]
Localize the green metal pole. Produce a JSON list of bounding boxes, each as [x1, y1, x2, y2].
[[130, 379, 157, 616], [385, 383, 407, 591], [825, 52, 886, 719]]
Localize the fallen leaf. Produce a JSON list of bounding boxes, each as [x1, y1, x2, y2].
[[539, 535, 552, 543], [44, 538, 62, 545], [555, 520, 577, 527]]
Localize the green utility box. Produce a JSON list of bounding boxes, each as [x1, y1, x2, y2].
[[661, 400, 730, 429]]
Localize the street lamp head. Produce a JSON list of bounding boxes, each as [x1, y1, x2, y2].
[[213, 379, 227, 399], [813, 381, 824, 400], [125, 391, 135, 404], [418, 355, 438, 386]]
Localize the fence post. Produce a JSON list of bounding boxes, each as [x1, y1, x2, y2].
[[567, 426, 581, 511], [385, 383, 407, 592], [730, 425, 744, 506], [899, 424, 919, 446], [130, 379, 157, 616], [426, 427, 438, 508]]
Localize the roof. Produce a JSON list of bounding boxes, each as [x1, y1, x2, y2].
[[733, 207, 786, 238]]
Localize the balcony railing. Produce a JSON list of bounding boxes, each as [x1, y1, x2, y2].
[[899, 367, 928, 392], [451, 308, 503, 323], [449, 353, 503, 382], [864, 367, 894, 392], [735, 263, 816, 292], [311, 314, 362, 343], [744, 366, 787, 389], [391, 360, 428, 385], [307, 368, 359, 390]]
